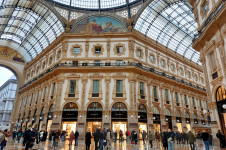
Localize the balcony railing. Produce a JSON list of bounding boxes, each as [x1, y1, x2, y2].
[[20, 62, 206, 92]]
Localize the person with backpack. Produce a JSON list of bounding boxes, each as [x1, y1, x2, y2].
[[216, 130, 225, 148], [17, 129, 23, 143], [187, 131, 196, 150], [148, 131, 155, 148], [126, 130, 130, 142], [74, 130, 79, 146], [12, 130, 17, 142]]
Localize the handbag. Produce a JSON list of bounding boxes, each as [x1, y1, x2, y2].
[[167, 137, 172, 142]]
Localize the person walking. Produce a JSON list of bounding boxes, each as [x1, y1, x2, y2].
[[12, 130, 17, 142], [69, 131, 75, 146], [167, 129, 175, 150], [99, 129, 105, 150], [105, 129, 112, 150], [201, 130, 209, 150], [148, 131, 155, 148], [119, 130, 123, 142], [61, 131, 66, 142], [133, 130, 138, 145], [126, 130, 130, 142], [142, 130, 147, 145], [0, 130, 6, 150], [17, 129, 23, 143], [187, 131, 196, 150], [216, 130, 225, 148], [93, 128, 100, 150], [74, 130, 79, 146], [85, 129, 92, 150], [24, 129, 34, 150], [162, 130, 168, 150], [53, 130, 60, 147], [114, 130, 117, 143]]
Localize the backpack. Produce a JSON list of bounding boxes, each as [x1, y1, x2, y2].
[[0, 133, 5, 143], [18, 132, 22, 137]]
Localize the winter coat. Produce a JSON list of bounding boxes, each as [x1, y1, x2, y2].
[[142, 132, 147, 139], [75, 131, 79, 138], [93, 129, 100, 142], [187, 132, 196, 143], [201, 132, 209, 141], [148, 133, 155, 141], [85, 132, 92, 145]]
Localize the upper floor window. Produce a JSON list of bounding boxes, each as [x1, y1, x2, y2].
[[68, 80, 76, 97], [116, 80, 123, 97], [175, 92, 179, 103], [192, 97, 196, 107], [203, 2, 208, 13], [51, 83, 55, 96], [116, 46, 123, 54], [137, 49, 141, 57], [161, 60, 165, 67], [194, 74, 198, 81], [116, 60, 122, 66], [73, 47, 80, 54], [57, 50, 61, 59], [95, 46, 101, 54], [165, 89, 169, 101], [153, 86, 157, 99], [30, 93, 33, 106], [171, 64, 175, 71], [184, 95, 188, 105], [140, 82, 145, 99], [43, 87, 47, 99], [150, 55, 155, 63], [49, 56, 53, 65], [92, 80, 100, 97], [187, 71, 191, 78], [200, 99, 203, 108], [180, 68, 183, 75], [209, 52, 217, 72], [206, 101, 208, 109], [36, 90, 39, 104]]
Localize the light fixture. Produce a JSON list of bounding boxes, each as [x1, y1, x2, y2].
[[105, 115, 108, 118], [79, 115, 82, 118], [131, 115, 133, 118], [166, 118, 168, 121], [177, 120, 179, 122], [26, 119, 28, 121], [138, 116, 140, 119], [223, 104, 226, 109], [195, 121, 197, 124], [186, 120, 189, 123], [54, 115, 57, 118], [202, 122, 205, 125], [21, 120, 22, 122], [49, 115, 51, 118], [153, 117, 156, 120], [40, 117, 42, 119], [32, 118, 34, 121]]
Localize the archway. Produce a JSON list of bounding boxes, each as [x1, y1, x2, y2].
[[46, 105, 54, 134], [175, 110, 182, 132], [153, 107, 161, 134], [111, 102, 127, 139], [165, 109, 172, 130], [215, 86, 226, 135], [62, 102, 78, 138], [38, 107, 45, 131], [86, 102, 102, 135], [138, 104, 147, 139]]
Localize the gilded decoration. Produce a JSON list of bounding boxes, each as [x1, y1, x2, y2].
[[136, 46, 144, 59], [113, 43, 126, 56], [0, 46, 25, 63], [70, 44, 83, 56], [91, 44, 104, 56]]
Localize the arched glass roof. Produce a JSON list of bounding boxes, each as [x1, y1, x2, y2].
[[0, 0, 64, 62], [49, 0, 141, 10], [135, 0, 201, 65]]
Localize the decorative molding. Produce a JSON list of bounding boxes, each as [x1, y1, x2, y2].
[[113, 43, 126, 56], [70, 44, 83, 56]]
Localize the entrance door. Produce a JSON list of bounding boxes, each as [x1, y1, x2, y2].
[[112, 122, 127, 139], [87, 121, 102, 136], [62, 121, 77, 139], [139, 123, 147, 139], [153, 123, 161, 133], [176, 123, 182, 132]]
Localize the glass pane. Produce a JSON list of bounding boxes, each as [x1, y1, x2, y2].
[[140, 82, 144, 95], [116, 80, 123, 93], [92, 80, 100, 93], [69, 80, 76, 93]]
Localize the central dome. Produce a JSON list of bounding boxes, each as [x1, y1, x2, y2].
[[49, 0, 141, 10]]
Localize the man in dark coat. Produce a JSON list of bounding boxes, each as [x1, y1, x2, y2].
[[201, 130, 209, 150], [85, 129, 92, 150], [24, 129, 35, 150], [93, 128, 100, 150], [216, 130, 225, 148]]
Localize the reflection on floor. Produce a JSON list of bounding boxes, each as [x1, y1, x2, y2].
[[4, 138, 226, 150]]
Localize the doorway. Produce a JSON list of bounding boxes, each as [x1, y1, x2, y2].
[[112, 122, 127, 139], [62, 121, 77, 139], [87, 121, 101, 136]]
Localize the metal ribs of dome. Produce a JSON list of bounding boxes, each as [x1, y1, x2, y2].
[[0, 0, 64, 62], [135, 0, 201, 65], [48, 0, 142, 11]]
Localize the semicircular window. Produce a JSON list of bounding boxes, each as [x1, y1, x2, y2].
[[135, 0, 201, 65]]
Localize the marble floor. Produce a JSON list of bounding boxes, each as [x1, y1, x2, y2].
[[4, 138, 226, 150]]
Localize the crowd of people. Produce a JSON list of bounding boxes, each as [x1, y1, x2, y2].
[[0, 127, 224, 150]]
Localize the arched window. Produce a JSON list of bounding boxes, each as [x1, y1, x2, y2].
[[153, 107, 160, 114], [216, 86, 226, 101], [63, 102, 78, 111], [111, 102, 127, 119], [165, 109, 171, 116], [87, 102, 102, 111], [112, 102, 127, 111], [62, 102, 78, 121], [176, 111, 181, 117], [138, 104, 147, 122], [138, 104, 147, 113], [185, 112, 190, 118], [194, 114, 197, 119]]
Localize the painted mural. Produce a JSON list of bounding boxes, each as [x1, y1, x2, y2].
[[0, 47, 25, 63], [72, 16, 127, 33]]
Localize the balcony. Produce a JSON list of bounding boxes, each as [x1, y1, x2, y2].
[[116, 93, 123, 97], [92, 93, 99, 97], [140, 95, 145, 99], [68, 94, 75, 97]]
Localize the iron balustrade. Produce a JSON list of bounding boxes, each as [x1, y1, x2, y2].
[[20, 62, 206, 92]]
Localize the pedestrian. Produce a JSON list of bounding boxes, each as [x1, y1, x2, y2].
[[99, 129, 105, 150], [216, 130, 225, 148], [53, 130, 60, 147], [201, 130, 209, 150], [12, 130, 17, 142], [119, 130, 123, 142], [148, 131, 154, 148], [24, 129, 35, 150], [69, 131, 75, 145], [85, 129, 92, 150], [167, 129, 175, 150], [74, 130, 79, 146], [35, 130, 39, 144], [131, 129, 135, 144], [93, 128, 100, 150], [162, 130, 168, 150], [187, 131, 196, 150], [61, 130, 66, 142], [49, 130, 53, 141], [40, 130, 44, 142], [106, 129, 112, 150], [114, 130, 117, 143], [17, 129, 23, 143], [126, 130, 130, 142], [22, 130, 27, 146], [133, 130, 138, 145], [0, 130, 6, 150], [142, 130, 147, 145]]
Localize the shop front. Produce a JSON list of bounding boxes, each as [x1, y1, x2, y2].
[[185, 112, 191, 131], [153, 107, 161, 134], [111, 102, 127, 139], [38, 107, 45, 131], [62, 102, 78, 138], [165, 109, 172, 130], [86, 102, 102, 135], [175, 111, 182, 132], [138, 104, 147, 139], [46, 105, 53, 135]]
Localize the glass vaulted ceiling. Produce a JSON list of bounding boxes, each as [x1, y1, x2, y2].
[[0, 0, 64, 62], [135, 0, 201, 65], [50, 0, 141, 10]]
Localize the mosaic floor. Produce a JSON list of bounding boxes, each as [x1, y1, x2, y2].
[[4, 138, 226, 150]]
